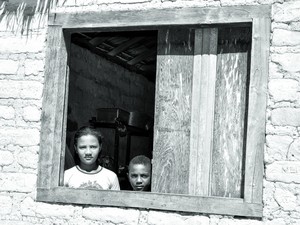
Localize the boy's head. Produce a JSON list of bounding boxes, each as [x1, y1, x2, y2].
[[128, 155, 151, 191]]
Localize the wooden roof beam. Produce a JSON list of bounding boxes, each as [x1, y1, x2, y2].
[[89, 36, 110, 46], [78, 33, 92, 40], [127, 49, 156, 66], [108, 37, 144, 56]]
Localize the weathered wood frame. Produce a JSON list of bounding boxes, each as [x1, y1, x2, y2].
[[37, 5, 270, 217]]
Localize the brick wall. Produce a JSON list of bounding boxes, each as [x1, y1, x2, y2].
[[0, 10, 48, 224], [263, 2, 300, 223], [0, 0, 300, 224]]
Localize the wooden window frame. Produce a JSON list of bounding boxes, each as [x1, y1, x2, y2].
[[37, 5, 270, 218]]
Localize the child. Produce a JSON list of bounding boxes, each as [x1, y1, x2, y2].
[[127, 155, 151, 191], [64, 126, 120, 190]]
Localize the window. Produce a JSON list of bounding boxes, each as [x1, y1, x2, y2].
[[65, 30, 157, 189], [37, 5, 271, 217]]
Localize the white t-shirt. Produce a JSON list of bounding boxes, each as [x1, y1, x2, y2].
[[64, 166, 120, 190]]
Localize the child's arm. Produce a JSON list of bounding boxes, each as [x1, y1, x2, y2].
[[110, 174, 120, 190], [63, 171, 69, 187]]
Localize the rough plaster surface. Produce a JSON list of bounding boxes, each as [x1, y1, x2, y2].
[[0, 0, 300, 224]]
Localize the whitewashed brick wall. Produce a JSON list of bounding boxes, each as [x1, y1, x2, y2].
[[0, 0, 299, 224], [264, 1, 300, 224], [0, 9, 47, 225]]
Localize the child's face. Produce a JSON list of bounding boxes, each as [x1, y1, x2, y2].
[[128, 164, 151, 191], [76, 134, 101, 167]]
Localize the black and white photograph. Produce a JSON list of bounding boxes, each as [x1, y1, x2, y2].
[[0, 0, 299, 224]]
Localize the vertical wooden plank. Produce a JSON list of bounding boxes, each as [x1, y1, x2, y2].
[[152, 130, 191, 193], [51, 29, 69, 188], [211, 27, 251, 198], [37, 25, 68, 189], [244, 18, 270, 203], [152, 28, 194, 194], [189, 28, 218, 196], [59, 31, 71, 186]]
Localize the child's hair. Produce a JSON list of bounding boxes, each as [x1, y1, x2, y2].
[[74, 126, 103, 148], [129, 155, 151, 168]]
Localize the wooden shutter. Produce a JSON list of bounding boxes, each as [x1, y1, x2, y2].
[[211, 27, 251, 198], [152, 28, 219, 195], [189, 28, 218, 196], [153, 26, 255, 198], [152, 28, 194, 194]]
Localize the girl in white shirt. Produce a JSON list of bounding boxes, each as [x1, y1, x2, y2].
[[64, 126, 120, 190]]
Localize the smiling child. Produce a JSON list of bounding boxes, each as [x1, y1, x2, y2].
[[64, 126, 120, 190]]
